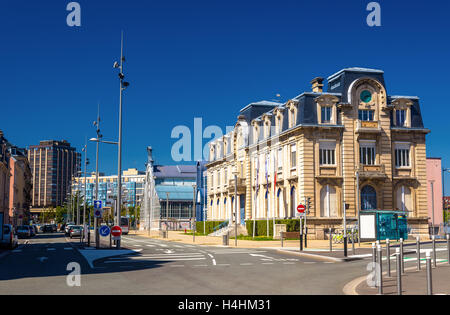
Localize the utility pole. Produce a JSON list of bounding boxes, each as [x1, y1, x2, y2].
[[94, 106, 101, 249]]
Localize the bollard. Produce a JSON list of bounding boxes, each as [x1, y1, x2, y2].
[[396, 248, 402, 295], [377, 244, 383, 295], [416, 236, 421, 271], [386, 238, 391, 277], [329, 228, 333, 253], [400, 238, 404, 274], [426, 251, 433, 295], [447, 234, 450, 265], [372, 243, 377, 287], [281, 232, 284, 248], [351, 227, 355, 255], [432, 235, 436, 268]]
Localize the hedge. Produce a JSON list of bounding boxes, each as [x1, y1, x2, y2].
[[196, 221, 227, 234], [245, 219, 300, 237]]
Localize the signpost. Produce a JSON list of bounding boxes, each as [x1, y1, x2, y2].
[[297, 204, 305, 251], [111, 225, 122, 242], [99, 225, 111, 237], [94, 200, 103, 249]]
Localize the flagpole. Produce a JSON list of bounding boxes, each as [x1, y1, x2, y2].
[[273, 151, 276, 238], [266, 155, 269, 237]]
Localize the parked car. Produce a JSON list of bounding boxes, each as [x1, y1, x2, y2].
[[41, 225, 54, 233], [16, 226, 32, 239], [65, 224, 75, 236], [1, 225, 18, 249], [69, 226, 83, 239], [29, 225, 36, 237], [30, 225, 38, 236]]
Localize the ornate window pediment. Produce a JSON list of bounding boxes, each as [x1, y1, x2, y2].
[[391, 98, 413, 127], [315, 94, 339, 125]]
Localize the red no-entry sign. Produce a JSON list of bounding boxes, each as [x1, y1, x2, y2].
[[111, 226, 122, 237], [297, 204, 306, 214]]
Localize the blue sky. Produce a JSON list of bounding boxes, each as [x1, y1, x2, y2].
[[1, 0, 450, 193]]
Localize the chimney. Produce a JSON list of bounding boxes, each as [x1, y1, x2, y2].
[[311, 77, 324, 93]]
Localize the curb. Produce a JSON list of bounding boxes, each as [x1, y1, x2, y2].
[[275, 249, 363, 262]]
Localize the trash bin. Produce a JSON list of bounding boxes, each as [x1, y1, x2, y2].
[[223, 234, 229, 246]]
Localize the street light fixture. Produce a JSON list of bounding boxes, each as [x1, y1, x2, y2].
[[113, 31, 130, 249]]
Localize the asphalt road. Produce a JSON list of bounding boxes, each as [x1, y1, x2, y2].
[[0, 233, 447, 295]]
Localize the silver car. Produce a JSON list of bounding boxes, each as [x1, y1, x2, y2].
[[1, 225, 18, 249], [69, 226, 84, 239]]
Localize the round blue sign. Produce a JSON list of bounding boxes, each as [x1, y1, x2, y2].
[[99, 225, 111, 237]]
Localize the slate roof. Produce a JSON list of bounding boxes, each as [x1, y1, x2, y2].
[[237, 68, 426, 140], [153, 165, 197, 179]]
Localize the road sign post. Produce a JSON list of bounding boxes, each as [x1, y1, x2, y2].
[[111, 225, 122, 249]]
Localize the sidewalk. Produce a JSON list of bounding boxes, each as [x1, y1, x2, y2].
[[355, 263, 450, 295]]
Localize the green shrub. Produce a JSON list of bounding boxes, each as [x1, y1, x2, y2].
[[196, 221, 226, 234], [246, 219, 300, 237]]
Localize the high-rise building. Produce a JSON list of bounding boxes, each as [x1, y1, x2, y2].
[[28, 140, 81, 209], [72, 168, 145, 209]]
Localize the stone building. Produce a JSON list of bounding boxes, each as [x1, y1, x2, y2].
[[206, 68, 429, 239]]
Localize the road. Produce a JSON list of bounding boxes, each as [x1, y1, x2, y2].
[[0, 233, 447, 295]]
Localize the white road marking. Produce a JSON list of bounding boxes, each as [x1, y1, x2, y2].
[[105, 257, 206, 263], [212, 259, 217, 265], [262, 263, 274, 265], [146, 245, 155, 247], [304, 262, 316, 264], [283, 262, 295, 265], [240, 263, 253, 266]]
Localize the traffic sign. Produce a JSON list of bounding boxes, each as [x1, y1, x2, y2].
[[99, 225, 110, 237], [111, 226, 122, 237], [297, 204, 306, 214], [94, 200, 103, 210], [94, 209, 103, 218]]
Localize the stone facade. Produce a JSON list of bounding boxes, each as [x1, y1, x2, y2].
[[206, 68, 430, 239]]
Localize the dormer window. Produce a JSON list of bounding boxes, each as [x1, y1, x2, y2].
[[396, 109, 406, 127], [321, 107, 332, 123]]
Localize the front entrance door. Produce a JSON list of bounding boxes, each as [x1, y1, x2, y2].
[[361, 185, 377, 210], [240, 195, 246, 226]]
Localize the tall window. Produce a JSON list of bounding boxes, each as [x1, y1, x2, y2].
[[358, 110, 375, 121], [396, 110, 406, 127], [361, 185, 377, 210], [321, 107, 332, 123], [320, 185, 337, 217], [395, 143, 410, 168], [396, 186, 412, 212], [290, 144, 297, 168], [360, 141, 376, 165], [277, 148, 283, 170], [319, 141, 336, 166]]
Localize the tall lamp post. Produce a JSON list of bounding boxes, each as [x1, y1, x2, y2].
[[113, 31, 130, 250], [430, 180, 435, 236], [443, 168, 450, 225], [232, 166, 239, 247]]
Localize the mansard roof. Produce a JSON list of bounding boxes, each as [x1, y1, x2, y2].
[[211, 67, 426, 150]]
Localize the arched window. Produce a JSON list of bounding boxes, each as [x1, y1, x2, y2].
[[277, 188, 284, 218], [396, 186, 412, 212], [320, 185, 337, 217], [361, 185, 377, 210], [291, 187, 296, 218]]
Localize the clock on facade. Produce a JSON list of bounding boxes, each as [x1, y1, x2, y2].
[[360, 90, 372, 103]]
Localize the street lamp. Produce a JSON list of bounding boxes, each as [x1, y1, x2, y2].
[[232, 166, 239, 247], [113, 31, 130, 250], [443, 168, 450, 226]]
